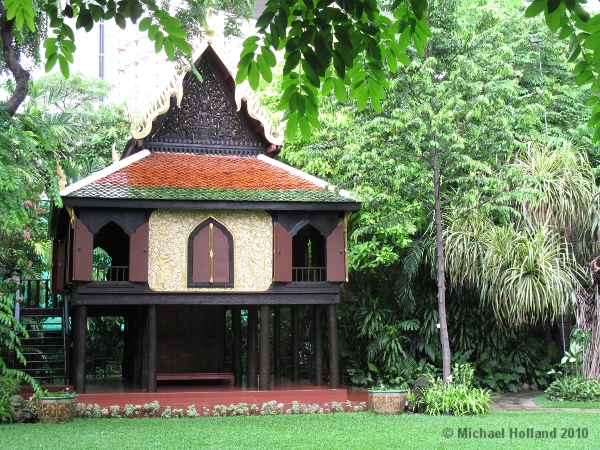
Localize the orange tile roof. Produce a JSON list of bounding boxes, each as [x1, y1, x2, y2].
[[90, 153, 322, 191]]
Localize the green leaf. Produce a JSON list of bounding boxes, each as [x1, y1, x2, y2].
[[368, 362, 379, 372], [155, 32, 164, 53], [256, 10, 275, 30], [257, 54, 273, 83], [163, 37, 175, 60], [261, 46, 277, 67], [547, 0, 561, 14], [524, 0, 546, 18], [170, 37, 191, 54], [283, 50, 301, 74], [45, 53, 58, 73], [593, 123, 600, 142], [322, 77, 334, 96], [557, 24, 574, 40], [576, 70, 594, 85], [159, 17, 182, 28], [148, 24, 160, 40], [314, 34, 332, 66], [248, 60, 260, 89], [333, 78, 347, 103], [115, 13, 126, 30], [357, 87, 369, 111], [285, 111, 299, 140], [58, 54, 70, 78], [585, 96, 599, 107], [299, 115, 311, 141], [164, 26, 187, 39], [235, 65, 249, 85]]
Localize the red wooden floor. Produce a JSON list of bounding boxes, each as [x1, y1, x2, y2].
[[23, 378, 369, 411]]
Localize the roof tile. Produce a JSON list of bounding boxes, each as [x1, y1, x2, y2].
[[66, 153, 353, 203]]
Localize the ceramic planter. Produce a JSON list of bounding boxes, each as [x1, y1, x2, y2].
[[368, 389, 407, 414], [35, 395, 78, 423]]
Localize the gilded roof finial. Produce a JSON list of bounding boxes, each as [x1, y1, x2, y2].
[[56, 160, 67, 191]]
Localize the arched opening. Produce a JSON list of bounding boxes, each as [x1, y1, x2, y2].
[[292, 224, 326, 282], [93, 222, 130, 281]]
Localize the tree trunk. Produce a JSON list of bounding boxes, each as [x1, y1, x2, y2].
[[432, 141, 451, 380], [1, 3, 30, 115]]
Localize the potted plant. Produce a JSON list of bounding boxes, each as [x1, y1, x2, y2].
[[34, 388, 77, 423], [368, 382, 409, 414]]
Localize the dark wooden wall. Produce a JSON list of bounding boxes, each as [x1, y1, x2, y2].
[[156, 305, 225, 373]]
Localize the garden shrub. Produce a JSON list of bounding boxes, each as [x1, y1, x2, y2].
[[414, 363, 491, 415], [546, 376, 600, 402]]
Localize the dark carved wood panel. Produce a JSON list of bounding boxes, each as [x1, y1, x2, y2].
[[148, 58, 265, 154], [273, 222, 292, 282], [212, 226, 229, 282], [73, 219, 93, 281], [327, 223, 346, 282], [129, 221, 149, 282], [156, 305, 224, 374], [192, 226, 210, 282]]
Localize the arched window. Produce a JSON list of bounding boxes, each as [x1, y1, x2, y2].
[[93, 222, 130, 281], [188, 219, 234, 287]]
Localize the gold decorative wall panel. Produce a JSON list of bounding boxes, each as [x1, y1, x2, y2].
[[148, 209, 272, 291]]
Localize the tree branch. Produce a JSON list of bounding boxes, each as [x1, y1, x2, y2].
[[1, 1, 30, 115]]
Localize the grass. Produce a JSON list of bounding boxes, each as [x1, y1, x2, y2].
[[534, 394, 600, 410], [3, 412, 600, 449]]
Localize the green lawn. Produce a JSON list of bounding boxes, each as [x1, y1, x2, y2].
[[3, 412, 600, 450], [534, 394, 600, 410]]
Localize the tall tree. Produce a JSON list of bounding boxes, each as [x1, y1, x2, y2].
[[0, 0, 253, 115], [280, 0, 553, 379]]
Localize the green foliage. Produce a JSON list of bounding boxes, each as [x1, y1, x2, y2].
[[0, 372, 20, 423], [415, 363, 492, 415], [546, 375, 600, 402], [238, 0, 431, 140]]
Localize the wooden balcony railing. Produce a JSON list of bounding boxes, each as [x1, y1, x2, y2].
[[292, 267, 326, 282], [93, 266, 129, 282]]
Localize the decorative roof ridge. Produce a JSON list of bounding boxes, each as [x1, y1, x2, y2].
[[256, 154, 355, 200], [60, 150, 151, 196], [129, 39, 282, 146]]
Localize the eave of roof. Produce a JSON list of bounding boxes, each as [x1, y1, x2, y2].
[[60, 151, 358, 206]]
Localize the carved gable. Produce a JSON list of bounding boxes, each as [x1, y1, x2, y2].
[[145, 56, 267, 156]]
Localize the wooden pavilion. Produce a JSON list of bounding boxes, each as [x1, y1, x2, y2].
[[49, 43, 360, 395]]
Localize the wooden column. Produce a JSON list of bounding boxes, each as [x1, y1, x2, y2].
[[232, 307, 242, 386], [146, 305, 157, 393], [314, 305, 323, 386], [247, 307, 258, 388], [273, 307, 281, 380], [291, 306, 299, 382], [140, 307, 148, 390], [259, 305, 270, 390], [73, 305, 87, 394], [328, 304, 339, 389]]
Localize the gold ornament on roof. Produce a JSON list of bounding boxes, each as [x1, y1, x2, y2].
[[129, 39, 282, 146]]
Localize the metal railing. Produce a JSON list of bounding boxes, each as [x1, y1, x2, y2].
[[21, 279, 61, 308], [93, 266, 129, 281], [292, 267, 326, 282]]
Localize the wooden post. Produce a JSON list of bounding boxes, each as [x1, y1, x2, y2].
[[146, 305, 157, 393], [314, 305, 323, 386], [291, 306, 299, 382], [273, 307, 281, 380], [328, 304, 339, 389], [140, 307, 148, 390], [232, 307, 242, 386], [247, 307, 258, 388], [73, 305, 87, 393], [259, 305, 270, 390]]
